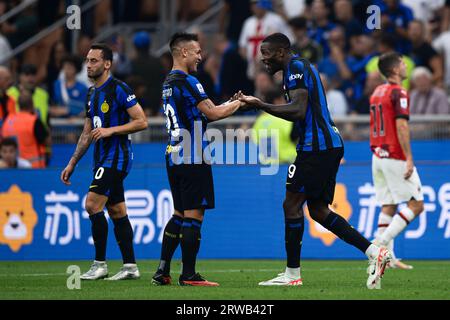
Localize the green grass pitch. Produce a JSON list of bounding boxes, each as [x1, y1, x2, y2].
[[0, 260, 449, 300]]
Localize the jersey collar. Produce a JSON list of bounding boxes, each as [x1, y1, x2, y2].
[[95, 75, 113, 90]]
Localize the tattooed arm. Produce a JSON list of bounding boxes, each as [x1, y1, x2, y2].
[[197, 98, 242, 122], [60, 118, 93, 185]]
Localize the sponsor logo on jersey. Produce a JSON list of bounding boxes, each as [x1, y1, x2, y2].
[[196, 83, 205, 94], [93, 116, 102, 128], [400, 97, 408, 109], [289, 73, 303, 81]]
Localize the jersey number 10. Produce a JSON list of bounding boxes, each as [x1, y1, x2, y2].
[[370, 104, 385, 137]]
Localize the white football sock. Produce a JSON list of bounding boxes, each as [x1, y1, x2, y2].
[[285, 267, 301, 279], [365, 244, 379, 259], [375, 212, 393, 238], [377, 207, 415, 246]]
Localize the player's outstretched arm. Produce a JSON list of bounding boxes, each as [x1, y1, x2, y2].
[[61, 118, 93, 185], [91, 103, 148, 141], [396, 118, 414, 179], [240, 88, 308, 122], [197, 98, 242, 122]]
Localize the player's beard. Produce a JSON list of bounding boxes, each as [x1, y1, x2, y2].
[[88, 67, 105, 81]]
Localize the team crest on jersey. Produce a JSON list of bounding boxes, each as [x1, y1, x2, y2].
[[304, 183, 352, 246], [101, 101, 109, 113], [400, 98, 408, 109]]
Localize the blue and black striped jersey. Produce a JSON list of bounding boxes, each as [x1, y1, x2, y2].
[[85, 76, 138, 173], [162, 70, 209, 165], [283, 55, 343, 152]]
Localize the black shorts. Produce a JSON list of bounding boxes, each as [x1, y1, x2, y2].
[[88, 167, 128, 205], [166, 156, 215, 212], [286, 147, 344, 204]]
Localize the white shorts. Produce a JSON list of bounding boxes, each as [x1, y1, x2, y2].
[[372, 155, 424, 205]]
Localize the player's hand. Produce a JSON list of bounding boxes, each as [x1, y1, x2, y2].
[[61, 164, 75, 186], [404, 159, 414, 180], [92, 127, 114, 141], [239, 95, 262, 108], [229, 90, 243, 102]]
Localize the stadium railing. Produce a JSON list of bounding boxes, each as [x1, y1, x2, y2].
[[50, 114, 450, 144]]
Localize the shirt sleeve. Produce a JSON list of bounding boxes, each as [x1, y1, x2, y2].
[[391, 88, 410, 120], [116, 81, 138, 110], [185, 76, 209, 105], [286, 60, 308, 90]]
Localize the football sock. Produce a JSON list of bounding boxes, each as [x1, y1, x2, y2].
[[376, 212, 393, 237], [321, 212, 371, 253], [285, 217, 304, 269], [180, 218, 202, 277], [158, 215, 183, 274], [89, 211, 108, 262], [112, 215, 136, 264], [377, 207, 415, 246]]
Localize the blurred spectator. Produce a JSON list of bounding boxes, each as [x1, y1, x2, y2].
[[177, 0, 210, 22], [1, 90, 48, 168], [159, 51, 173, 75], [441, 0, 450, 32], [402, 0, 444, 23], [0, 66, 15, 130], [112, 0, 141, 24], [251, 90, 297, 164], [351, 71, 384, 114], [379, 0, 414, 53], [37, 0, 61, 28], [74, 34, 93, 87], [1, 4, 39, 49], [0, 31, 12, 66], [0, 137, 31, 169], [275, 0, 306, 19], [129, 31, 165, 116], [7, 64, 50, 129], [365, 33, 415, 89], [346, 35, 376, 109], [408, 20, 444, 86], [289, 17, 322, 64], [219, 0, 252, 44], [111, 35, 132, 81], [308, 0, 337, 58], [319, 73, 348, 116], [410, 67, 450, 114], [318, 26, 347, 89], [239, 0, 294, 79], [333, 0, 365, 39], [432, 27, 450, 91], [214, 35, 253, 101], [254, 70, 275, 101], [46, 40, 67, 102], [51, 55, 88, 118]]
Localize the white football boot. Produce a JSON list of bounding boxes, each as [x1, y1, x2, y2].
[[80, 261, 108, 280], [259, 267, 302, 286], [367, 247, 392, 289], [105, 264, 140, 280]]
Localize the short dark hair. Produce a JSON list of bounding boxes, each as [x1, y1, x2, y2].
[[378, 52, 402, 78], [90, 43, 113, 62], [0, 137, 18, 149], [169, 32, 198, 53], [20, 64, 37, 75], [62, 55, 83, 73], [262, 33, 291, 50]]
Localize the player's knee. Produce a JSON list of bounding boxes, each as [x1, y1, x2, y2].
[[283, 199, 298, 218], [85, 198, 102, 215]]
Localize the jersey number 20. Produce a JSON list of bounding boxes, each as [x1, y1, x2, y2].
[[163, 103, 180, 138]]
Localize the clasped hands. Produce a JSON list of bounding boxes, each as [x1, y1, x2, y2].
[[228, 91, 262, 111]]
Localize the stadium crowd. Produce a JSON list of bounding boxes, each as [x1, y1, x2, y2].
[[1, 0, 450, 168]]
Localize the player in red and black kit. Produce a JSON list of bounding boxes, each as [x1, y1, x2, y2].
[[369, 52, 425, 270]]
